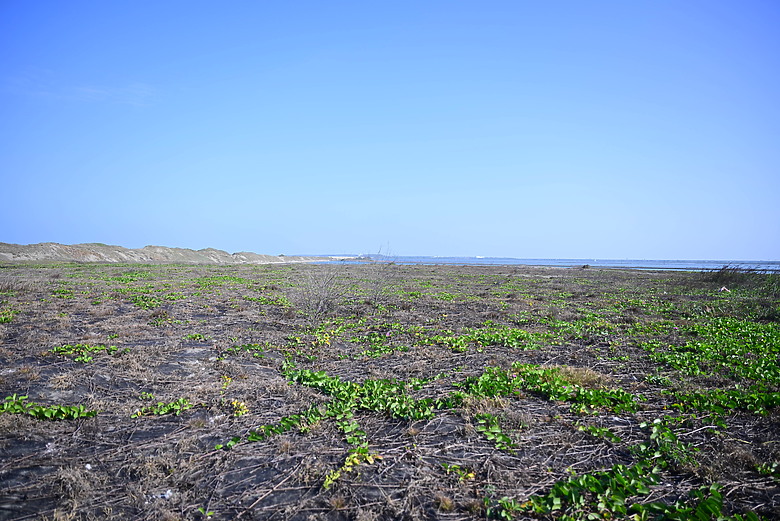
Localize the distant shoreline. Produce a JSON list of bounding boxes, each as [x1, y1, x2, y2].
[[324, 256, 780, 272]]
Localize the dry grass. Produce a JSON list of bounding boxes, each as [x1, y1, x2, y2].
[[53, 466, 96, 502], [276, 436, 297, 454], [15, 364, 41, 381], [0, 276, 37, 293], [461, 395, 509, 416], [434, 494, 455, 512], [0, 412, 35, 435], [554, 365, 615, 388], [48, 370, 81, 390], [327, 494, 347, 510]]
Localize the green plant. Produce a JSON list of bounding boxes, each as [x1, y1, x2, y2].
[[435, 291, 457, 301], [217, 365, 457, 451], [242, 294, 292, 307], [459, 364, 642, 414], [637, 484, 762, 521], [132, 398, 193, 418], [645, 373, 673, 387], [668, 386, 780, 417], [52, 287, 74, 299], [521, 454, 761, 521], [642, 317, 780, 385], [634, 417, 699, 469], [442, 463, 475, 482], [50, 343, 122, 363], [351, 330, 410, 358], [423, 322, 547, 352], [215, 437, 241, 451], [485, 496, 523, 520], [224, 343, 269, 358], [164, 291, 187, 302], [757, 462, 779, 480], [129, 293, 162, 309], [322, 445, 382, 489], [231, 400, 249, 417], [286, 368, 439, 421], [106, 271, 152, 283], [474, 413, 514, 450], [195, 275, 255, 288], [1, 394, 97, 420], [535, 463, 704, 519], [0, 307, 15, 323], [577, 424, 622, 443], [522, 462, 658, 519]]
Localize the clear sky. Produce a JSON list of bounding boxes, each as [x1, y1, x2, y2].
[[2, 1, 778, 260]]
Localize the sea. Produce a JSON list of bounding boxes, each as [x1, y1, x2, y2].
[[322, 256, 780, 272]]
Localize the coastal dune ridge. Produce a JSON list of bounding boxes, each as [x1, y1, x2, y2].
[[0, 242, 336, 265]]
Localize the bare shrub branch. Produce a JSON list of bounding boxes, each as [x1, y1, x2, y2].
[[295, 264, 348, 322], [363, 257, 398, 305]]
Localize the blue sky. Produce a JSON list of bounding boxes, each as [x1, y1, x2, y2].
[[2, 1, 778, 260]]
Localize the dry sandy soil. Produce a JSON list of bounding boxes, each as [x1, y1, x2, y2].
[[0, 262, 778, 520]]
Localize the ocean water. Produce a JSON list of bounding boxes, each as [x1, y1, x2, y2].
[[326, 256, 780, 272]]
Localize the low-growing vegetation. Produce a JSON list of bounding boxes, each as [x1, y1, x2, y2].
[[0, 261, 777, 520], [50, 343, 124, 363], [131, 396, 194, 418], [1, 394, 97, 420]]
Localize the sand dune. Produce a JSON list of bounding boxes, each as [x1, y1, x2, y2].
[[0, 242, 334, 264]]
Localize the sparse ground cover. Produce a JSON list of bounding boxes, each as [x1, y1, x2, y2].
[[0, 262, 778, 520]]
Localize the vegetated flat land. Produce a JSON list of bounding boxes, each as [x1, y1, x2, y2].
[[0, 263, 778, 521]]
